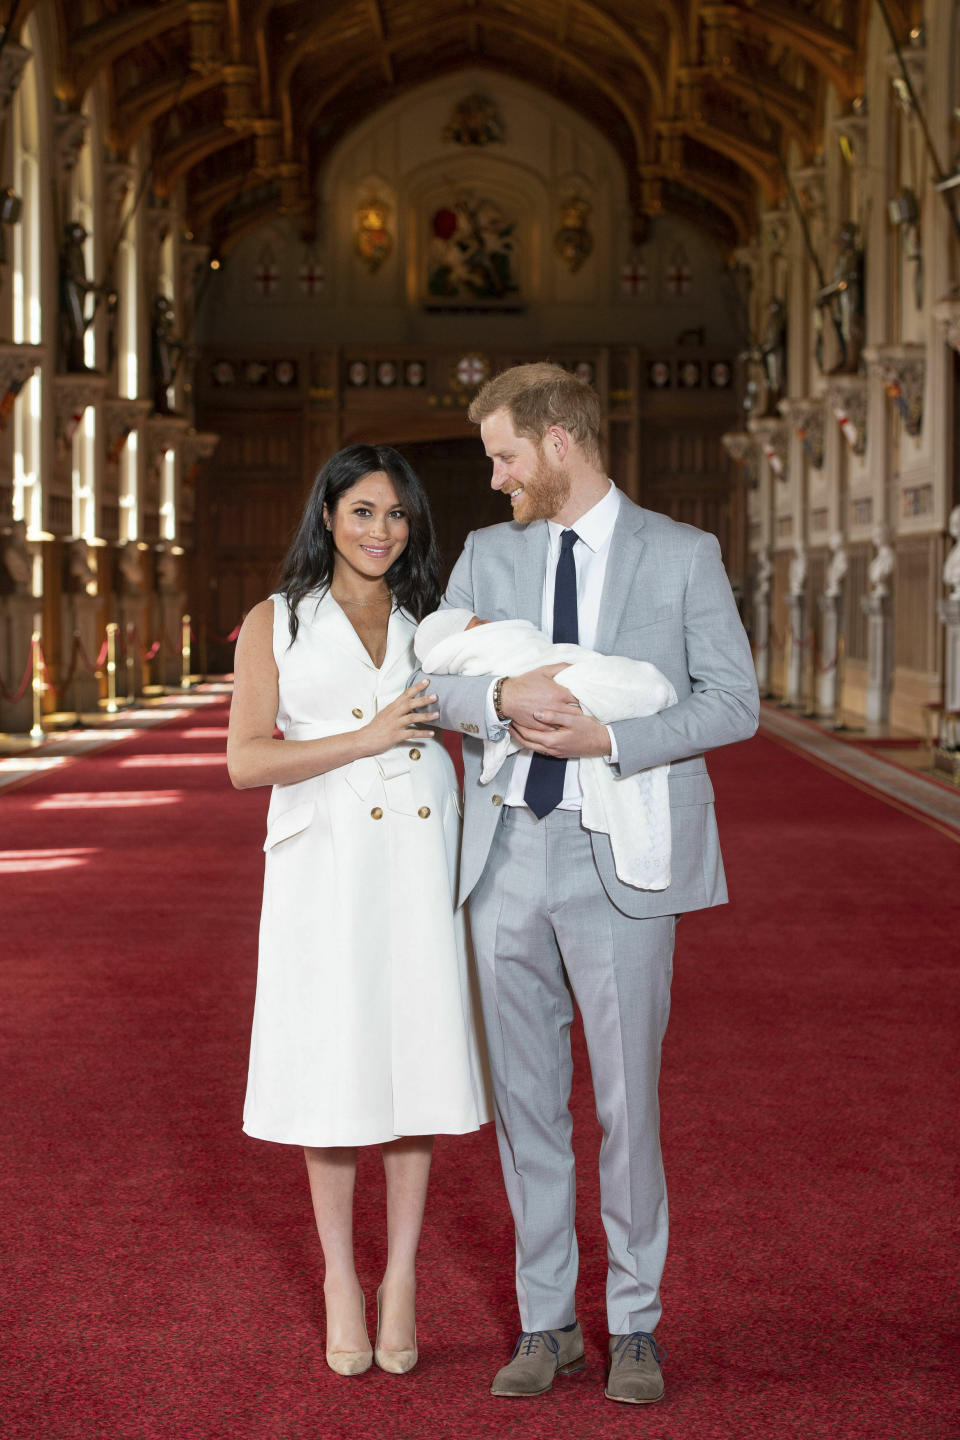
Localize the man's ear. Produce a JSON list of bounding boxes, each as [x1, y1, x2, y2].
[[545, 426, 570, 461]]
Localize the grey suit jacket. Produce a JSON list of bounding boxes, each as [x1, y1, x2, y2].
[[418, 490, 760, 916]]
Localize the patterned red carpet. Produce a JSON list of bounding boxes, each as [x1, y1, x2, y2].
[[2, 699, 958, 1439]]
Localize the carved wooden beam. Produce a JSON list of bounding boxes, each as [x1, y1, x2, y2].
[[291, 16, 649, 169], [113, 69, 222, 150], [152, 124, 252, 197], [365, 0, 394, 86], [727, 1, 857, 97], [65, 2, 191, 103]]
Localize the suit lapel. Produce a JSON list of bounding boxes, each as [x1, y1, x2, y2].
[[595, 494, 648, 653], [514, 521, 548, 625]]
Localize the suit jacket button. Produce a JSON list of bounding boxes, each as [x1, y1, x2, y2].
[[418, 806, 431, 819], [492, 794, 503, 806], [352, 707, 364, 719], [370, 807, 383, 819], [409, 748, 421, 760]]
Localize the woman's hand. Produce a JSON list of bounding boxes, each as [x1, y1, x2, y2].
[[358, 680, 439, 756]]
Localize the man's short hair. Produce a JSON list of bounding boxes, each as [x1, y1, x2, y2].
[[467, 362, 603, 466]]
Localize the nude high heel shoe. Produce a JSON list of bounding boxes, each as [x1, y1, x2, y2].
[[324, 1287, 373, 1376], [374, 1284, 418, 1374]]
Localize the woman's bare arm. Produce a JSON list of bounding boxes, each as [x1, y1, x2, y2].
[[226, 600, 438, 790]]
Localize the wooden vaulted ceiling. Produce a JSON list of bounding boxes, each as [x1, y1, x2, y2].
[[21, 0, 900, 251]]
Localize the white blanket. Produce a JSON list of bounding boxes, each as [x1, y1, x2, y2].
[[415, 612, 678, 891]]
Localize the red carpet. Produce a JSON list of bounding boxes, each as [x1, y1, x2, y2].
[[2, 701, 958, 1439]]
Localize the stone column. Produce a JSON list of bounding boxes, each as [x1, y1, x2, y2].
[[818, 593, 840, 716], [862, 594, 893, 725], [939, 599, 960, 715], [786, 593, 806, 707]]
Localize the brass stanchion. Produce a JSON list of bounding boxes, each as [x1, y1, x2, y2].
[[30, 633, 45, 740], [125, 621, 136, 705], [180, 613, 192, 690], [105, 622, 120, 713]]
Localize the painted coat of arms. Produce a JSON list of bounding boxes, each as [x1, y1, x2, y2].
[[427, 191, 519, 304], [442, 94, 507, 147]]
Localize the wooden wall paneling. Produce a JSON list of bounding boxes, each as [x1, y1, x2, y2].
[[893, 536, 938, 674], [844, 545, 870, 662]]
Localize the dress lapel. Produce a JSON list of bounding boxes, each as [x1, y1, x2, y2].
[[595, 494, 647, 653]]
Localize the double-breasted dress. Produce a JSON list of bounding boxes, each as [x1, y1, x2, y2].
[[243, 591, 490, 1147]]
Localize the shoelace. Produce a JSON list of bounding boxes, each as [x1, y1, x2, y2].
[[612, 1332, 667, 1368], [511, 1330, 561, 1361]]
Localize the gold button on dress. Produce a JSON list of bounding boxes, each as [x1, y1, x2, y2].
[[370, 806, 383, 819], [418, 806, 431, 819], [352, 707, 364, 719], [409, 748, 421, 760]]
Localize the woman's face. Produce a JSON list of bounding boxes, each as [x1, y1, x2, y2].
[[324, 471, 410, 584]]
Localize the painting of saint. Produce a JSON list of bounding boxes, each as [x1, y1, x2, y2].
[[427, 191, 519, 304]]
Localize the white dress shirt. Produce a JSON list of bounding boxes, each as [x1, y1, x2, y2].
[[487, 482, 622, 809]]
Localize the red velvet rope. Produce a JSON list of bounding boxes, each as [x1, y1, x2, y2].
[[0, 644, 35, 704]]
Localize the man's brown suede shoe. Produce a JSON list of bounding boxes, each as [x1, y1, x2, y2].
[[604, 1332, 666, 1404], [490, 1323, 586, 1397]]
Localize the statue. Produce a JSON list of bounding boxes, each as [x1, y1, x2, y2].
[[943, 505, 960, 600], [815, 222, 865, 375], [58, 221, 96, 372], [0, 519, 32, 595], [789, 540, 807, 597], [868, 522, 895, 598], [824, 532, 848, 598], [68, 539, 98, 596], [760, 299, 788, 406], [117, 540, 146, 596], [156, 549, 181, 594], [150, 295, 181, 415], [753, 547, 772, 607]]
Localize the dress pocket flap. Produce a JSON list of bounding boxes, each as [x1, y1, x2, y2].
[[667, 772, 715, 807], [263, 801, 315, 851]]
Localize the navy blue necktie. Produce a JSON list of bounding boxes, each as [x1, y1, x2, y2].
[[524, 528, 579, 819]]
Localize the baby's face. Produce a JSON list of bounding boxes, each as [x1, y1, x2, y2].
[[465, 616, 490, 630]]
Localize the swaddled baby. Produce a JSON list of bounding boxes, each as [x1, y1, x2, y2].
[[414, 608, 678, 891]]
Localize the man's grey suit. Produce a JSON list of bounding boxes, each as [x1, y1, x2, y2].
[[420, 491, 759, 1335]]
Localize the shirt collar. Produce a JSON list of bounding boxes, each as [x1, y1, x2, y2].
[[547, 481, 620, 554]]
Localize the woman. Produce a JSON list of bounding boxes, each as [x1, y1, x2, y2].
[[227, 444, 489, 1377]]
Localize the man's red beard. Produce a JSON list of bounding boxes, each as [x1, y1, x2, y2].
[[511, 449, 572, 523]]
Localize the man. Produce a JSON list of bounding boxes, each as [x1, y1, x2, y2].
[[418, 362, 759, 1404]]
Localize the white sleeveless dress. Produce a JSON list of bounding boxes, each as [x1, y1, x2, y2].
[[243, 591, 490, 1146]]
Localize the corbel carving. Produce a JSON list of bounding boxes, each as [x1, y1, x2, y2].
[[747, 417, 790, 479], [104, 160, 136, 216], [52, 372, 107, 448], [54, 110, 88, 176], [791, 163, 826, 221], [102, 396, 151, 463], [825, 376, 868, 456], [0, 43, 31, 122], [0, 341, 44, 400], [181, 429, 220, 473], [778, 397, 825, 469], [934, 298, 960, 356], [865, 343, 926, 437], [142, 414, 191, 472]]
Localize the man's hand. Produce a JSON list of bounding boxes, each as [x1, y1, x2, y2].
[[511, 709, 612, 759], [499, 665, 577, 727]]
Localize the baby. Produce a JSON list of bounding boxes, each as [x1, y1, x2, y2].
[[414, 608, 678, 892]]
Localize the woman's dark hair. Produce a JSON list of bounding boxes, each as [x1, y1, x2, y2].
[[279, 444, 441, 643]]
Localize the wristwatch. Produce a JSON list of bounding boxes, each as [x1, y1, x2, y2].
[[492, 676, 510, 722]]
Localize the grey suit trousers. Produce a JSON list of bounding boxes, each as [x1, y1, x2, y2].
[[469, 804, 675, 1336]]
